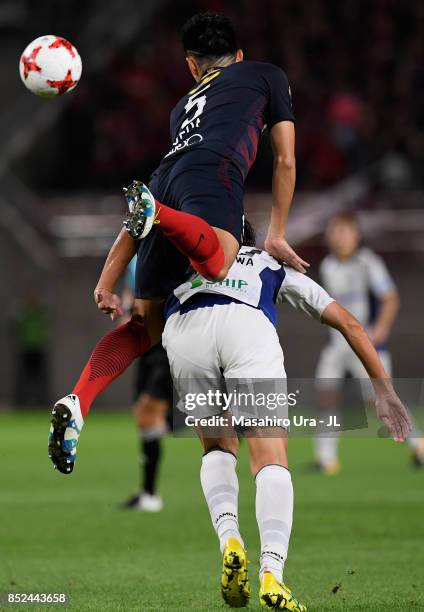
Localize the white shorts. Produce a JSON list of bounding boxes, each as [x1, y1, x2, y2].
[[162, 303, 287, 419], [316, 343, 392, 399]]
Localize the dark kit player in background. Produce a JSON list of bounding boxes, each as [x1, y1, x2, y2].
[[48, 13, 307, 474], [119, 257, 172, 512]]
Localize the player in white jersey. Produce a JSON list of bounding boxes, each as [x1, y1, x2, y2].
[[314, 212, 424, 473], [161, 222, 410, 610]]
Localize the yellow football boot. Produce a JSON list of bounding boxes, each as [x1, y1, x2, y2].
[[221, 537, 250, 607], [411, 438, 424, 467], [322, 460, 341, 476], [259, 572, 307, 611]]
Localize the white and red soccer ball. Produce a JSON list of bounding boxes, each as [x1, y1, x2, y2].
[[19, 35, 82, 97]]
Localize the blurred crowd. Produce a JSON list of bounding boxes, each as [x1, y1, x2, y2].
[[12, 0, 424, 190]]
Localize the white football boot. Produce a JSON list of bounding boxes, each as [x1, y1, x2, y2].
[[137, 493, 163, 512], [48, 394, 84, 474], [122, 180, 157, 240]]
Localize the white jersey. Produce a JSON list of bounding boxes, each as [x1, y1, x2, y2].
[[164, 247, 334, 326], [164, 248, 334, 419], [320, 247, 395, 348]]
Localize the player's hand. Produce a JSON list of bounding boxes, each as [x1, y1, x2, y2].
[[94, 288, 123, 321], [375, 390, 411, 442], [264, 237, 310, 273]]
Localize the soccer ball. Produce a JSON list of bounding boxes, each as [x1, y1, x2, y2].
[[19, 35, 82, 97]]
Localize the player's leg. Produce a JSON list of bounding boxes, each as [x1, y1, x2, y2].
[[248, 433, 291, 585], [410, 421, 424, 466], [155, 203, 238, 281], [313, 389, 342, 474], [123, 345, 171, 511], [124, 180, 233, 280], [214, 304, 305, 609], [124, 162, 243, 281], [245, 434, 305, 611], [199, 431, 250, 608], [132, 393, 168, 511], [313, 345, 344, 474], [163, 306, 242, 549], [169, 162, 244, 280], [62, 300, 162, 417], [200, 434, 242, 551], [162, 307, 250, 607], [72, 314, 154, 416], [48, 299, 163, 474]]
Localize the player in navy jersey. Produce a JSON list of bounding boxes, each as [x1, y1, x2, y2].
[[93, 12, 307, 318], [49, 12, 308, 472]]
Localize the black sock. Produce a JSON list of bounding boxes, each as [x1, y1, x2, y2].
[[141, 436, 162, 495]]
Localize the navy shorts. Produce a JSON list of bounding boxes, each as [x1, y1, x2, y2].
[[135, 151, 245, 299]]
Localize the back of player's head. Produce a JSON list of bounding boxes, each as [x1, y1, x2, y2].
[[242, 219, 256, 247], [182, 12, 238, 59]]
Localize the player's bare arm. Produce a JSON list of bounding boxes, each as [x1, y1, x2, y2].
[[94, 228, 136, 320], [369, 290, 400, 346], [265, 121, 309, 273], [322, 301, 411, 442]]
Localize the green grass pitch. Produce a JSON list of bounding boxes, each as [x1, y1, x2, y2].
[[1, 410, 423, 611]]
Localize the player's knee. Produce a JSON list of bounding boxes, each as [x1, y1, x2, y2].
[[248, 437, 288, 476], [251, 459, 289, 478], [138, 412, 161, 429], [202, 440, 239, 457], [217, 264, 231, 280], [193, 241, 230, 281], [207, 264, 230, 282], [135, 396, 166, 428]]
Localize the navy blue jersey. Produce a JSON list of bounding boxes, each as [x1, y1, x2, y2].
[[157, 61, 294, 182]]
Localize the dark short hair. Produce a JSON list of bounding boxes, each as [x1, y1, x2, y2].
[[242, 219, 256, 247], [181, 12, 238, 58], [329, 211, 358, 227]]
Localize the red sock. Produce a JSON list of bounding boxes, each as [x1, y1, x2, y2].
[[157, 203, 225, 279], [73, 317, 151, 417]]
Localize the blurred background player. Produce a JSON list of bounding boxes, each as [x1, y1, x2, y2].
[[314, 212, 424, 473], [120, 257, 172, 512]]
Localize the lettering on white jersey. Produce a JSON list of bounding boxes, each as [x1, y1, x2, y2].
[[168, 247, 334, 326], [235, 255, 254, 266]]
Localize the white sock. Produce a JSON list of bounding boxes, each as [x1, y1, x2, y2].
[[200, 450, 243, 553], [314, 435, 340, 466], [314, 408, 341, 466], [256, 465, 293, 584], [406, 417, 424, 452]]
